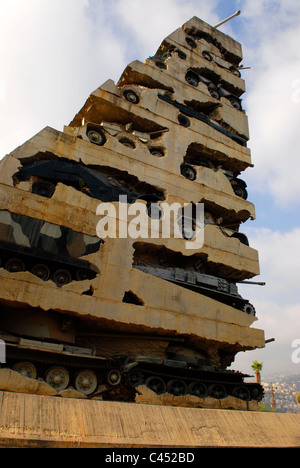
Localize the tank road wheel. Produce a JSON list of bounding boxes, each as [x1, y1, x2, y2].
[[5, 258, 25, 273], [107, 369, 122, 387], [75, 370, 98, 396], [145, 376, 166, 395], [127, 370, 144, 388], [188, 382, 208, 398], [123, 89, 140, 104], [250, 385, 264, 402], [32, 181, 56, 198], [232, 385, 251, 402], [76, 269, 90, 282], [230, 66, 241, 78], [181, 164, 197, 181], [13, 362, 37, 379], [86, 128, 106, 146], [167, 379, 188, 397], [185, 73, 199, 88], [52, 269, 72, 287], [208, 384, 228, 400], [45, 367, 70, 392], [202, 51, 213, 62], [31, 264, 51, 281], [230, 98, 242, 110], [208, 87, 220, 100]]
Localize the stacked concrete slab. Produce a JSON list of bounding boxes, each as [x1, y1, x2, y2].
[[0, 17, 265, 411]]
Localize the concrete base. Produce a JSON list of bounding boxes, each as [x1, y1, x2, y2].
[[0, 391, 299, 448]]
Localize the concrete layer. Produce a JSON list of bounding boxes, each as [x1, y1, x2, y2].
[[0, 391, 299, 448], [9, 126, 256, 223]]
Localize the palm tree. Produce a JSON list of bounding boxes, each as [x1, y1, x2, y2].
[[251, 360, 263, 384]]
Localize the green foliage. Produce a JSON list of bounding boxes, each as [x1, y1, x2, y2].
[[259, 403, 274, 412], [251, 360, 263, 372]]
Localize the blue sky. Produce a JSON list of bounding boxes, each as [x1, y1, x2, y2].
[[0, 0, 299, 379]]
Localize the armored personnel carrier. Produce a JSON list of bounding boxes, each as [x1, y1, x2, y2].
[[0, 16, 265, 408]]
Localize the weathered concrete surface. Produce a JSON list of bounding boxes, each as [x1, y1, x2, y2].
[[0, 391, 299, 448]]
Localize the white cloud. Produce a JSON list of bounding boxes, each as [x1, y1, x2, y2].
[[236, 1, 300, 207], [234, 226, 300, 376], [108, 0, 219, 58], [247, 227, 300, 302], [0, 0, 126, 157]]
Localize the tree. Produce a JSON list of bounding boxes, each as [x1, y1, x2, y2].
[[251, 360, 263, 384]]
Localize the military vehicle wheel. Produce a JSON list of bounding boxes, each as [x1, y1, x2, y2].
[[231, 233, 249, 246], [188, 382, 208, 398], [181, 164, 197, 181], [146, 202, 163, 220], [181, 220, 196, 241], [209, 88, 220, 100], [45, 367, 70, 392], [185, 74, 199, 87], [32, 181, 56, 198], [166, 379, 187, 396], [155, 60, 167, 70], [230, 66, 241, 78], [13, 362, 37, 379], [52, 269, 72, 287], [107, 369, 122, 387], [232, 183, 248, 200], [208, 384, 227, 400], [127, 370, 144, 387], [75, 370, 98, 395], [230, 98, 242, 110], [119, 138, 136, 149], [243, 303, 256, 316], [76, 269, 90, 281], [123, 89, 140, 104], [233, 385, 251, 401], [145, 376, 166, 395], [87, 128, 106, 146], [32, 264, 51, 281], [149, 148, 165, 157], [178, 114, 191, 127], [202, 51, 213, 61], [5, 258, 25, 273]]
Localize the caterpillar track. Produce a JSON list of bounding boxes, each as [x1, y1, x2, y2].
[[2, 333, 264, 403]]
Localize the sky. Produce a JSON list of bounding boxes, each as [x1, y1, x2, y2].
[[0, 0, 299, 380]]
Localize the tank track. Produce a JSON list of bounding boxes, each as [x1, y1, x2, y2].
[[3, 339, 264, 403], [123, 358, 264, 402]]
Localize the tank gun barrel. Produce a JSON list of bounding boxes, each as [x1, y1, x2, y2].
[[265, 338, 275, 344], [213, 10, 241, 29], [237, 281, 266, 286]]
